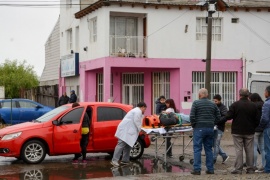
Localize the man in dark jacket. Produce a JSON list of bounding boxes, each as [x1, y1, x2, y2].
[[213, 94, 229, 164], [223, 88, 260, 174], [190, 88, 221, 175], [256, 85, 270, 173], [58, 92, 69, 106], [69, 90, 77, 103], [155, 96, 166, 115]]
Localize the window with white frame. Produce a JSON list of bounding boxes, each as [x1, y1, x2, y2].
[[152, 72, 170, 114], [192, 72, 236, 108], [96, 73, 113, 102], [110, 16, 138, 55], [90, 17, 97, 42], [67, 28, 72, 51], [75, 26, 79, 52], [196, 17, 222, 41]]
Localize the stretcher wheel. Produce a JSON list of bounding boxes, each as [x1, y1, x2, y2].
[[189, 159, 194, 164], [179, 155, 184, 161], [150, 136, 156, 142]]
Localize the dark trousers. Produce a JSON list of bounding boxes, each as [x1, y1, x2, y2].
[[74, 133, 89, 160]]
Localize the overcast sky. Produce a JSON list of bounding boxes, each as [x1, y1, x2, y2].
[[0, 1, 60, 76]]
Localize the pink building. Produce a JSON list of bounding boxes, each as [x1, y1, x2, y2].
[[59, 1, 245, 115]]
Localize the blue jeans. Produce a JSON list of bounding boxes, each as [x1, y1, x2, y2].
[[254, 132, 265, 167], [264, 128, 270, 173], [213, 129, 227, 160], [193, 128, 214, 172]]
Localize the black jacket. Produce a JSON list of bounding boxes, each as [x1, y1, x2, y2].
[[58, 95, 69, 106], [215, 103, 228, 132], [69, 93, 77, 103], [224, 97, 260, 135], [254, 101, 264, 132], [155, 99, 166, 115]]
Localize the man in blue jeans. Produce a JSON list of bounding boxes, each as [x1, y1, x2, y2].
[[213, 94, 229, 164], [190, 88, 221, 175], [257, 85, 270, 173]]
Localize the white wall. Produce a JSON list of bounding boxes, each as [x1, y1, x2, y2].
[[61, 3, 270, 77]]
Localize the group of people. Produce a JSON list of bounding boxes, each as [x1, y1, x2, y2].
[[58, 90, 78, 106], [190, 86, 270, 175]]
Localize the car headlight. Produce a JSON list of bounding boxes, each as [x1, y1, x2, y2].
[[2, 132, 22, 141]]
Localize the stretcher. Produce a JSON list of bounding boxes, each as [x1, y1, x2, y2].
[[141, 125, 194, 165]]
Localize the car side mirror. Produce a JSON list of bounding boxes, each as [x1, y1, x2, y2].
[[36, 105, 42, 109], [52, 120, 59, 125]]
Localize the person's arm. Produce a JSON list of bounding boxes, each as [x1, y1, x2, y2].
[[134, 111, 143, 133], [216, 105, 228, 124], [214, 106, 221, 125], [156, 104, 161, 114], [257, 103, 270, 130], [190, 101, 197, 127]]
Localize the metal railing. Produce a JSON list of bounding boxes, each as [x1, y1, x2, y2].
[[109, 36, 147, 58]]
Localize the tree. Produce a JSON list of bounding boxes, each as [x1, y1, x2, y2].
[[0, 59, 39, 98]]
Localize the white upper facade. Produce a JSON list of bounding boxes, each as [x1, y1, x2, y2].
[[59, 0, 270, 75]]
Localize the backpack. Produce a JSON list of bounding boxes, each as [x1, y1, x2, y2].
[[159, 112, 179, 126]]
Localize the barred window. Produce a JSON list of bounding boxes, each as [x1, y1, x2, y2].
[[192, 72, 236, 108]]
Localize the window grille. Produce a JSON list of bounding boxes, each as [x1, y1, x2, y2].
[[97, 73, 103, 102], [192, 72, 236, 108], [152, 72, 170, 114], [122, 73, 144, 107]]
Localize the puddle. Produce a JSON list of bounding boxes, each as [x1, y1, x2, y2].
[[0, 156, 191, 179]]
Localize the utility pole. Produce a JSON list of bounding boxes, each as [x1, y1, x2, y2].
[[205, 1, 216, 99]]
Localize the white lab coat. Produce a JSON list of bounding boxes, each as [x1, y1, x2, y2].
[[115, 107, 144, 147]]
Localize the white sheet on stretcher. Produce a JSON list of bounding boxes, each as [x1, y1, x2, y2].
[[141, 127, 193, 135]]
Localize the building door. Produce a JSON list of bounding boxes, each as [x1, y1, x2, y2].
[[122, 73, 144, 107]]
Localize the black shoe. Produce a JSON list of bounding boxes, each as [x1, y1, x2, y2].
[[246, 170, 255, 174], [231, 170, 242, 174], [222, 156, 229, 164], [206, 170, 214, 174], [190, 170, 201, 175]]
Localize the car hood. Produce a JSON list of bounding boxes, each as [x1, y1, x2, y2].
[[0, 122, 44, 135]]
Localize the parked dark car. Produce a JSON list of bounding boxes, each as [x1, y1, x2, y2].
[[0, 98, 54, 125]]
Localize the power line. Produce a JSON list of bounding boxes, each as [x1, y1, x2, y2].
[[249, 11, 270, 24]]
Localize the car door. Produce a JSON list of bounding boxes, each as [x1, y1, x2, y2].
[[92, 105, 127, 151], [0, 100, 20, 124], [18, 100, 40, 122], [53, 107, 84, 154]]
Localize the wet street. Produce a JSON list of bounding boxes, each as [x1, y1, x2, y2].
[[0, 153, 190, 179]]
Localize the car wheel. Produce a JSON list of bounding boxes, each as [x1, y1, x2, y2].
[[130, 138, 144, 160], [21, 140, 46, 164], [20, 169, 43, 180]]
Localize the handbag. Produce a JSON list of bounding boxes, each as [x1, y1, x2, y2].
[[159, 112, 178, 126]]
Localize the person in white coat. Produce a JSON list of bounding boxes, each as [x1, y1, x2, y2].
[[111, 102, 147, 167]]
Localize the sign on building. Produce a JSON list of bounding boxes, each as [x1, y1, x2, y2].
[[60, 53, 79, 77]]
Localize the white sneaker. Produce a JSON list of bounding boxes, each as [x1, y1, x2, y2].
[[111, 161, 119, 167]]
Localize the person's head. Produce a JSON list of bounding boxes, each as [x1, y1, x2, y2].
[[198, 88, 208, 99], [63, 92, 67, 96], [265, 85, 270, 98], [72, 102, 80, 108], [239, 88, 249, 98], [213, 94, 222, 105], [71, 90, 75, 94], [249, 93, 263, 102], [137, 102, 147, 114], [159, 95, 166, 104], [165, 99, 177, 112]]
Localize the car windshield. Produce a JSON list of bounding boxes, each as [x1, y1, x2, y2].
[[36, 106, 70, 122]]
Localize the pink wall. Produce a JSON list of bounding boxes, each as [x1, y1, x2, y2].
[[60, 57, 243, 115]]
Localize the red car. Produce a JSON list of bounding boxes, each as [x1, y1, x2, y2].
[[0, 102, 150, 164]]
